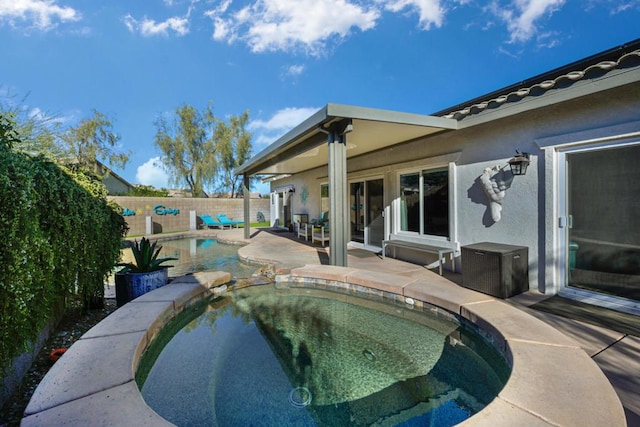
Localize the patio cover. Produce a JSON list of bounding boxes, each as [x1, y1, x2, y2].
[[235, 103, 458, 266]]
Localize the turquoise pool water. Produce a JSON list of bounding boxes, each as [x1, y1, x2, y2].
[[156, 238, 257, 278], [137, 285, 509, 426]]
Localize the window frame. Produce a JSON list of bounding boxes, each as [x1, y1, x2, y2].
[[395, 162, 457, 244]]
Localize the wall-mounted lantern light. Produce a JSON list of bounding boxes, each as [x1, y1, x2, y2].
[[507, 150, 530, 176]]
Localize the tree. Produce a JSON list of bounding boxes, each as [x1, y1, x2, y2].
[[1, 94, 129, 176], [0, 113, 20, 151], [153, 103, 218, 198], [215, 110, 253, 197], [128, 185, 169, 197], [0, 92, 65, 158], [62, 109, 129, 170]]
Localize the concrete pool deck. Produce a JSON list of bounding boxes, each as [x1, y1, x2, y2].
[[22, 228, 636, 426]]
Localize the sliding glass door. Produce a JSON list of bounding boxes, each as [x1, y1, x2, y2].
[[350, 178, 384, 248], [367, 179, 384, 247], [563, 144, 640, 303]]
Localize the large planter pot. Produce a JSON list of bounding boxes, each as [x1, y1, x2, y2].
[[115, 268, 169, 307]]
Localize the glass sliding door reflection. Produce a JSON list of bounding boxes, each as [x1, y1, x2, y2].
[[350, 182, 365, 244], [566, 144, 640, 302], [366, 179, 384, 248]]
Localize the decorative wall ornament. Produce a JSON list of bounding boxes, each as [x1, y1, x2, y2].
[[480, 166, 508, 222], [153, 204, 180, 215], [300, 185, 309, 206]]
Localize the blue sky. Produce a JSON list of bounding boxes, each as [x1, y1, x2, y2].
[[1, 0, 639, 194]]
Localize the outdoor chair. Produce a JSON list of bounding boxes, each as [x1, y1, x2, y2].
[[312, 224, 329, 247], [199, 214, 225, 229], [216, 213, 243, 228], [310, 211, 329, 227], [297, 223, 311, 241]]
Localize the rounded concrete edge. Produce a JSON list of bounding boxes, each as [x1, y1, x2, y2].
[[22, 264, 626, 426], [284, 265, 627, 427], [21, 277, 232, 427]]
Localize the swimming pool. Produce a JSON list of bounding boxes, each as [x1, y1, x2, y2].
[[137, 284, 509, 426], [122, 237, 257, 279]]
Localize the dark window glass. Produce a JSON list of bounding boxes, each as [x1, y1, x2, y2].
[[423, 169, 449, 238], [400, 173, 420, 232]]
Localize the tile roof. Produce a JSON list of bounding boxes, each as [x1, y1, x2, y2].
[[436, 39, 640, 121]]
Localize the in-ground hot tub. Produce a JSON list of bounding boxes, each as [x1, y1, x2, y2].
[[22, 265, 626, 426], [137, 284, 510, 426]]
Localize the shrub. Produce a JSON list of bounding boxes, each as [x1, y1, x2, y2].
[[0, 119, 127, 370]]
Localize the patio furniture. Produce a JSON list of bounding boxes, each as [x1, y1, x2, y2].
[[461, 242, 528, 298], [312, 225, 329, 247], [310, 211, 329, 228], [382, 237, 455, 275], [199, 214, 225, 229], [216, 214, 243, 228], [297, 223, 311, 241]]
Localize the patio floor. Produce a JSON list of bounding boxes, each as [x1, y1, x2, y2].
[[100, 227, 638, 425], [217, 227, 639, 426]]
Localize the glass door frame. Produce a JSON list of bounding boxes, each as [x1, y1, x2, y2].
[[557, 140, 640, 315], [348, 176, 385, 250]]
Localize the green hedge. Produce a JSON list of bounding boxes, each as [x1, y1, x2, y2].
[[0, 147, 127, 369]]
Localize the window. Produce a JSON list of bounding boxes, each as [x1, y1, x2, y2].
[[400, 173, 420, 232], [399, 168, 449, 238]]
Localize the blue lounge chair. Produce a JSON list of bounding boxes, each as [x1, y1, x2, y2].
[[216, 213, 243, 228], [199, 214, 225, 229]]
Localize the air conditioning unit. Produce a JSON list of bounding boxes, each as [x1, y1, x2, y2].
[[461, 242, 529, 298]]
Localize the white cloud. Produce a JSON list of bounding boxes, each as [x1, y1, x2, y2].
[[606, 0, 640, 14], [379, 0, 445, 30], [136, 157, 170, 188], [206, 0, 380, 56], [25, 106, 71, 126], [123, 13, 190, 37], [249, 107, 319, 132], [28, 106, 46, 120], [489, 0, 566, 43], [282, 64, 305, 80], [248, 106, 319, 148], [166, 0, 204, 5], [0, 0, 80, 31], [286, 64, 305, 76]]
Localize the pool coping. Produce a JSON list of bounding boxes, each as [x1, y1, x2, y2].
[[21, 268, 626, 425]]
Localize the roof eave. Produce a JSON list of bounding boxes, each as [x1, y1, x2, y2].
[[235, 103, 458, 176]]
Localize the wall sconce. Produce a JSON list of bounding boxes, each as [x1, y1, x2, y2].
[[507, 150, 530, 176]]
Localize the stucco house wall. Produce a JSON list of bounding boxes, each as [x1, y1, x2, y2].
[[267, 78, 640, 295]]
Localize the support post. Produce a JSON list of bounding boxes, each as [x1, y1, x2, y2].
[[243, 174, 251, 240], [328, 120, 351, 267]]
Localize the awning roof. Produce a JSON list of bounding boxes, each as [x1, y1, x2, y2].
[[235, 103, 459, 176]]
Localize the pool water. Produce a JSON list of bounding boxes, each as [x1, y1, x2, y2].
[[124, 238, 257, 279], [137, 285, 509, 426]]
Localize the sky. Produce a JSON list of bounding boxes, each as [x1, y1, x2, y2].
[[1, 0, 639, 195]]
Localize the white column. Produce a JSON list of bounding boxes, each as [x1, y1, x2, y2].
[[145, 216, 152, 235], [328, 120, 351, 267], [189, 210, 197, 231]]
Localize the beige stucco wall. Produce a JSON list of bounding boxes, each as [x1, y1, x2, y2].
[[109, 196, 270, 236]]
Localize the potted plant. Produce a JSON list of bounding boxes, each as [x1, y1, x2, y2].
[[115, 237, 178, 307]]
